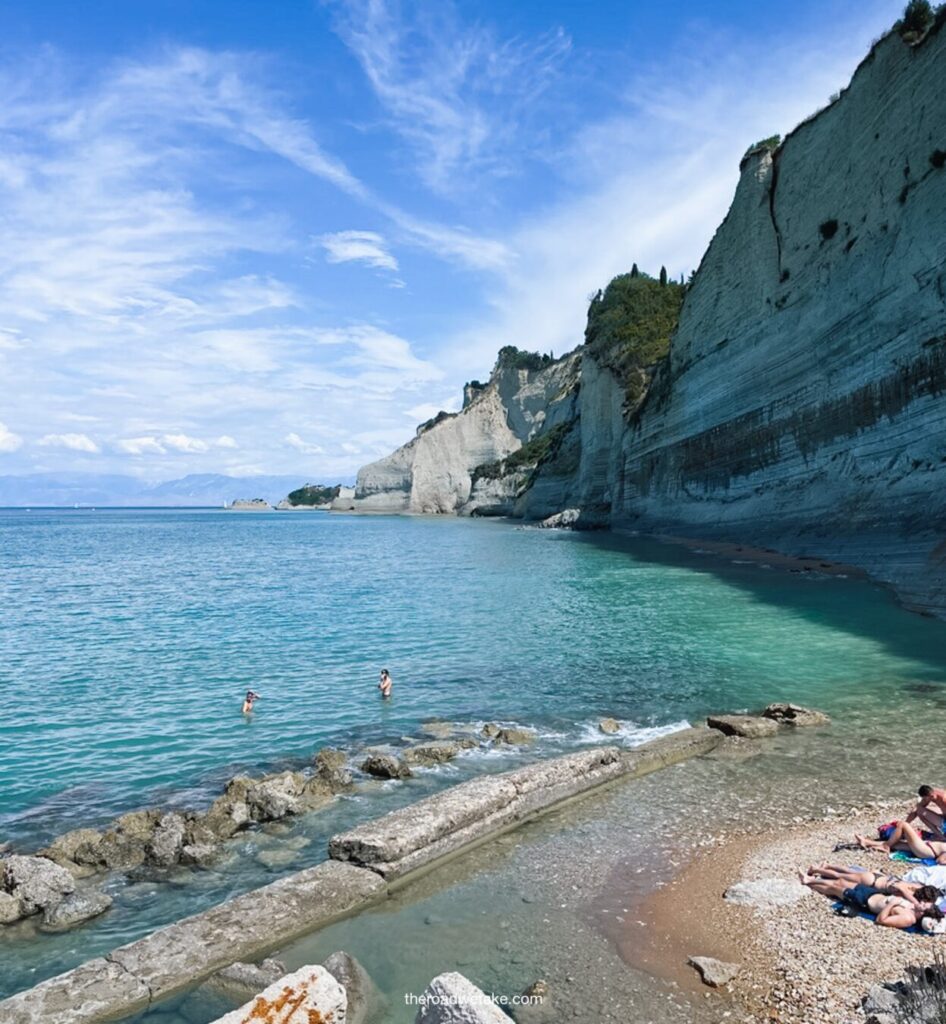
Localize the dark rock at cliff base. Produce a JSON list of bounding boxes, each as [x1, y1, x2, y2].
[[536, 508, 581, 529], [688, 955, 740, 988], [706, 714, 778, 739], [40, 889, 113, 931], [361, 754, 412, 780], [762, 702, 830, 727], [322, 950, 386, 1024]]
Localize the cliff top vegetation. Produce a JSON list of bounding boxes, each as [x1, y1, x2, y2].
[[584, 269, 685, 411], [286, 484, 341, 506], [495, 346, 556, 373]]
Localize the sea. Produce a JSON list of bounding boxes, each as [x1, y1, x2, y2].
[[3, 507, 946, 1018]]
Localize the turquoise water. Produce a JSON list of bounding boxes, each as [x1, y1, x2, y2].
[[5, 508, 946, 1001]]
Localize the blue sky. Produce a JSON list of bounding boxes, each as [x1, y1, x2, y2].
[[0, 0, 901, 481]]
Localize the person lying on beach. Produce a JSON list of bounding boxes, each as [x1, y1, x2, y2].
[[907, 785, 946, 839], [242, 690, 261, 714], [378, 669, 392, 699], [856, 821, 946, 865], [803, 863, 943, 910], [798, 870, 945, 930]]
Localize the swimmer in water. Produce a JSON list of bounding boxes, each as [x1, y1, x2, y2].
[[242, 690, 261, 714], [378, 669, 392, 699]]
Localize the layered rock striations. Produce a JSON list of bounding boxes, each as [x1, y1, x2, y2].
[[351, 25, 946, 615]]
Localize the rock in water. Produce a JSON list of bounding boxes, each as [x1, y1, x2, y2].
[[0, 891, 24, 924], [598, 718, 621, 735], [481, 723, 502, 740], [40, 889, 113, 931], [207, 964, 345, 1023], [147, 813, 187, 867], [204, 959, 286, 1005], [513, 980, 554, 1023], [414, 972, 509, 1023], [323, 950, 386, 1024], [687, 956, 740, 988], [38, 828, 104, 875], [496, 727, 535, 745], [762, 702, 830, 727], [706, 714, 778, 739], [245, 772, 305, 821], [724, 878, 805, 907], [361, 754, 412, 780], [403, 741, 466, 766], [313, 747, 354, 789], [1, 855, 76, 915]]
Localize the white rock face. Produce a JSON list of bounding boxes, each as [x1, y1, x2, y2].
[[413, 972, 509, 1024], [620, 28, 946, 615], [209, 964, 346, 1024], [353, 356, 579, 515]]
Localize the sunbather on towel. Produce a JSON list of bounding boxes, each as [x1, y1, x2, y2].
[[798, 870, 944, 931], [856, 821, 946, 864], [804, 862, 943, 910]]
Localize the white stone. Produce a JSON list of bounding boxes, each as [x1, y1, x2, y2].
[[209, 964, 346, 1024], [414, 972, 508, 1024]]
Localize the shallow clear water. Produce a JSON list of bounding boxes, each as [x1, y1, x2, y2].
[[4, 508, 946, 1002]]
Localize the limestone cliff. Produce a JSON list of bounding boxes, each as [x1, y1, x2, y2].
[[352, 23, 946, 615]]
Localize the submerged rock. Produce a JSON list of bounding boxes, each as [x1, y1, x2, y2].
[[688, 955, 740, 988], [361, 754, 412, 780], [513, 979, 554, 1023], [414, 972, 509, 1023], [40, 889, 113, 931], [419, 721, 455, 739], [1, 854, 76, 916], [322, 950, 385, 1024], [403, 740, 472, 766], [762, 702, 831, 727], [496, 727, 535, 746], [706, 714, 778, 739], [204, 958, 286, 1004]]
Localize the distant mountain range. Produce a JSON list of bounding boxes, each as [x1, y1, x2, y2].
[[0, 473, 336, 507]]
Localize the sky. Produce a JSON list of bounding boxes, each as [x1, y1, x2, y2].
[[0, 0, 902, 482]]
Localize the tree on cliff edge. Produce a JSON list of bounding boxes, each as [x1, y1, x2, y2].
[[659, 265, 668, 286]]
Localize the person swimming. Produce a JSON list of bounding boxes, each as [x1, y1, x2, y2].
[[242, 690, 261, 714], [378, 669, 392, 699]]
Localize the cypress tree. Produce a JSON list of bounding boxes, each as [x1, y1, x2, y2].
[[630, 263, 639, 278], [659, 265, 668, 286]]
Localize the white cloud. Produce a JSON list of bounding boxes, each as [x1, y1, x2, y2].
[[319, 230, 398, 271], [116, 436, 167, 455], [285, 432, 324, 455], [215, 435, 238, 449], [405, 397, 461, 422], [161, 433, 209, 453], [0, 421, 23, 452], [38, 432, 100, 453]]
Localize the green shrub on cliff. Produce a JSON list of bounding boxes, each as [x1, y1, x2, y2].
[[896, 0, 934, 38], [472, 422, 571, 483], [286, 484, 341, 506], [584, 270, 684, 409], [496, 345, 555, 372]]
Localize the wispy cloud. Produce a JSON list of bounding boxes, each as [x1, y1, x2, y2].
[[0, 422, 24, 453], [319, 230, 398, 271], [328, 0, 571, 193], [285, 432, 324, 455]]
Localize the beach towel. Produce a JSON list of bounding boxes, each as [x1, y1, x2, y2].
[[891, 850, 938, 867]]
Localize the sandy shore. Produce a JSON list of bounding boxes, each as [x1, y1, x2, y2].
[[611, 803, 946, 1023]]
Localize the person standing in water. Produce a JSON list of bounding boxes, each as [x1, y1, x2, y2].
[[378, 669, 392, 699], [242, 690, 261, 714]]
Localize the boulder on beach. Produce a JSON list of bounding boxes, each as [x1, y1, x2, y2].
[[414, 972, 509, 1023], [361, 753, 413, 780], [1, 854, 76, 917], [40, 889, 113, 931], [688, 955, 740, 988], [322, 950, 386, 1024], [706, 714, 778, 739], [762, 702, 830, 727], [598, 718, 621, 735]]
